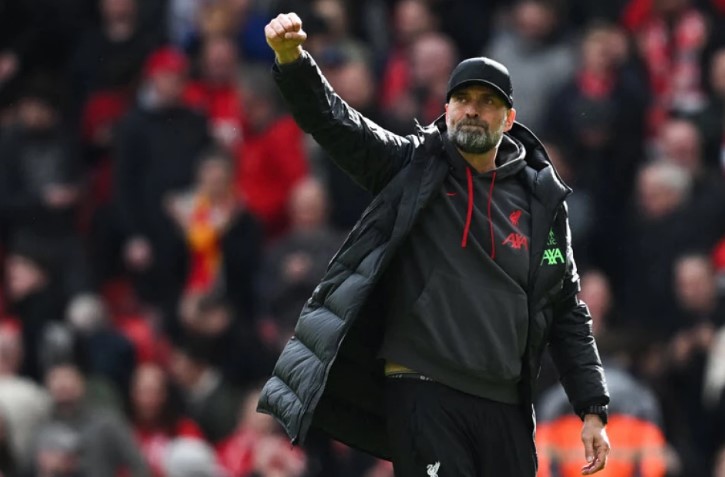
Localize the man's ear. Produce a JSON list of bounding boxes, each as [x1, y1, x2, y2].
[[504, 108, 516, 131]]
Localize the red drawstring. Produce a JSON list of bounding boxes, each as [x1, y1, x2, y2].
[[461, 167, 474, 248], [461, 167, 497, 257], [487, 171, 497, 260]]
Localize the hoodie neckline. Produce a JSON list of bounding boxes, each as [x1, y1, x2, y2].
[[443, 134, 527, 182]]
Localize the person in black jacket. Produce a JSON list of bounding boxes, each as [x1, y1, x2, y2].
[[258, 12, 610, 477]]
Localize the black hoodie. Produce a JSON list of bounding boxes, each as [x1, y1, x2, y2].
[[379, 133, 531, 404]]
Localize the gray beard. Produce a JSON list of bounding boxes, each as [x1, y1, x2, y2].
[[447, 122, 503, 154]]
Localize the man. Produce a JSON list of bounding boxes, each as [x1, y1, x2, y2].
[[258, 12, 610, 477], [113, 46, 210, 334], [39, 362, 150, 476]]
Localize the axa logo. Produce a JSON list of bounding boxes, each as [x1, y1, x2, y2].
[[503, 232, 528, 250], [427, 462, 440, 477], [541, 248, 564, 265]]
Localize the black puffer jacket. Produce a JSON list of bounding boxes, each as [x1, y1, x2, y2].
[[257, 51, 609, 459]]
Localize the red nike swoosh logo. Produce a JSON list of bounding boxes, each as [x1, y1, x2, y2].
[[446, 192, 457, 196]]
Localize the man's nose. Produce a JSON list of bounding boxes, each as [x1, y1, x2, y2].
[[464, 103, 479, 116]]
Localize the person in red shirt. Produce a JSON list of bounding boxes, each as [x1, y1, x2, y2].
[[236, 67, 308, 238], [129, 363, 204, 477], [216, 387, 306, 477], [185, 37, 245, 151]]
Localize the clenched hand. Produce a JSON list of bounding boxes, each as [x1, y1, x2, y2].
[[264, 12, 307, 64]]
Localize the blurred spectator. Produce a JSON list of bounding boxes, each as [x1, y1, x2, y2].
[[656, 118, 725, 244], [383, 31, 457, 130], [168, 342, 239, 443], [185, 37, 245, 151], [216, 387, 293, 477], [537, 265, 670, 477], [379, 0, 438, 117], [173, 0, 272, 63], [65, 294, 136, 395], [31, 422, 84, 477], [620, 160, 696, 334], [629, 0, 709, 132], [0, 321, 50, 470], [694, 47, 725, 172], [657, 254, 720, 462], [536, 364, 668, 477], [487, 0, 576, 131], [260, 178, 344, 347], [337, 0, 390, 66], [252, 435, 307, 477], [674, 254, 725, 326], [129, 363, 203, 477], [0, 85, 91, 296], [0, 0, 92, 106], [69, 0, 160, 121], [225, 0, 276, 63], [177, 292, 275, 388], [580, 270, 620, 336], [164, 437, 225, 477], [4, 237, 65, 381], [628, 251, 722, 476], [236, 66, 308, 238], [543, 22, 648, 272], [166, 148, 263, 318], [167, 0, 204, 49], [304, 0, 372, 64], [113, 46, 210, 331], [39, 362, 150, 476]]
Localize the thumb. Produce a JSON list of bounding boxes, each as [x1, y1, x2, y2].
[[583, 435, 595, 464]]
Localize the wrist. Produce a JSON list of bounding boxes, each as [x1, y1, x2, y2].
[[275, 46, 303, 65], [583, 413, 605, 427], [578, 404, 608, 426]]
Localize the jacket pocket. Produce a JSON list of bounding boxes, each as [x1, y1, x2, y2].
[[410, 270, 529, 382]]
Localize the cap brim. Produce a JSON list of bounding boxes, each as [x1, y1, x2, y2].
[[447, 79, 513, 107]]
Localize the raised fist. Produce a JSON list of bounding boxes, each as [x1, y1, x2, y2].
[[264, 13, 307, 64]]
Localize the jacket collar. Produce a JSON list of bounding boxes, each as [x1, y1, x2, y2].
[[418, 115, 572, 210]]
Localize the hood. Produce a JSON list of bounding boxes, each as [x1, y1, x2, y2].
[[416, 115, 572, 208], [443, 133, 526, 181]]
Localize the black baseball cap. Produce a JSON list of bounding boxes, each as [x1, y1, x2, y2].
[[446, 57, 514, 107]]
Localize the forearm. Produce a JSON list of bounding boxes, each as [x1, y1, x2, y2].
[[549, 207, 608, 409], [549, 294, 609, 410], [273, 51, 411, 193]]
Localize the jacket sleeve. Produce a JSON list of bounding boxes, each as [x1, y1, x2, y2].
[[548, 204, 609, 414], [273, 51, 415, 194]]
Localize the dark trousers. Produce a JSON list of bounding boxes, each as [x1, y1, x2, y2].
[[385, 377, 536, 477]]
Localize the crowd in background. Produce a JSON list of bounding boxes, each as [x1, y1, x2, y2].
[[0, 0, 724, 476]]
